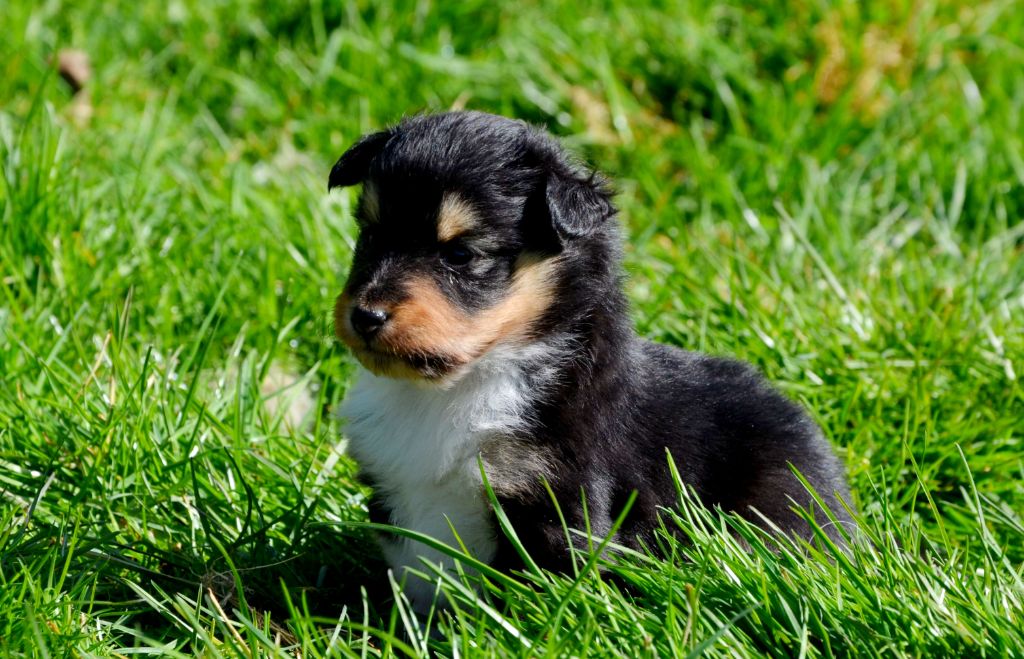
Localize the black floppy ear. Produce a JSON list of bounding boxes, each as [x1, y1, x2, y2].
[[328, 130, 393, 190], [545, 170, 616, 240]]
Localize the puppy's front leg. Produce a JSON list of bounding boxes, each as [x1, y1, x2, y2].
[[489, 484, 617, 575]]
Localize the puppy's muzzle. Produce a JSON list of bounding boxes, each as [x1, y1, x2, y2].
[[350, 306, 389, 340]]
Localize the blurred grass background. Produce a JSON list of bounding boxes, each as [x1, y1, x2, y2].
[[1, 0, 1022, 655]]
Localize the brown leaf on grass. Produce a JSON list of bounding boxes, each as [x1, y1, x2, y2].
[[812, 12, 915, 120], [570, 86, 618, 145], [51, 49, 94, 126], [57, 49, 91, 94]]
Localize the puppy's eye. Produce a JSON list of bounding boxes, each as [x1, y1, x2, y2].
[[440, 243, 474, 267]]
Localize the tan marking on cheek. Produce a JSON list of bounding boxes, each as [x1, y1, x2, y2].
[[357, 255, 560, 378], [436, 193, 478, 242], [464, 254, 560, 350], [335, 264, 371, 347], [336, 286, 446, 378], [384, 255, 559, 366], [334, 291, 357, 345], [385, 278, 477, 363]]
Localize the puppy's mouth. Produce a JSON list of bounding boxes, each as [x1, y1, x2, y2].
[[334, 289, 472, 382], [347, 343, 458, 380]]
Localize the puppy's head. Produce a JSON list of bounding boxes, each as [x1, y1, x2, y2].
[[329, 111, 617, 381]]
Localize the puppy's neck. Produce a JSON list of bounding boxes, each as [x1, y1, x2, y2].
[[341, 339, 569, 480]]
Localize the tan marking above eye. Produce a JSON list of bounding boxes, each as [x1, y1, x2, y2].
[[436, 193, 479, 242], [358, 181, 381, 224]]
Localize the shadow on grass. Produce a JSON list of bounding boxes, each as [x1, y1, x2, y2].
[[149, 514, 392, 625], [1, 508, 394, 641]]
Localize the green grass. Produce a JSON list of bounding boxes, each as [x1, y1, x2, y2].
[[2, 0, 1023, 655]]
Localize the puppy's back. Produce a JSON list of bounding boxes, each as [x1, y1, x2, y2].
[[632, 340, 853, 544]]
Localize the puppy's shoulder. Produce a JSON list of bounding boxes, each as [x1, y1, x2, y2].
[[635, 338, 766, 393]]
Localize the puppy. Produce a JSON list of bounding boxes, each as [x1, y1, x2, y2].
[[330, 111, 853, 610]]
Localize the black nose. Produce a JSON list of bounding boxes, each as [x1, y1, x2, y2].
[[350, 306, 388, 339]]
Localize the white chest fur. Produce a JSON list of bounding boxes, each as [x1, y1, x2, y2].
[[339, 349, 543, 609]]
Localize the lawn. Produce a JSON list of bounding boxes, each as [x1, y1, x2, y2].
[[1, 0, 1023, 655]]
